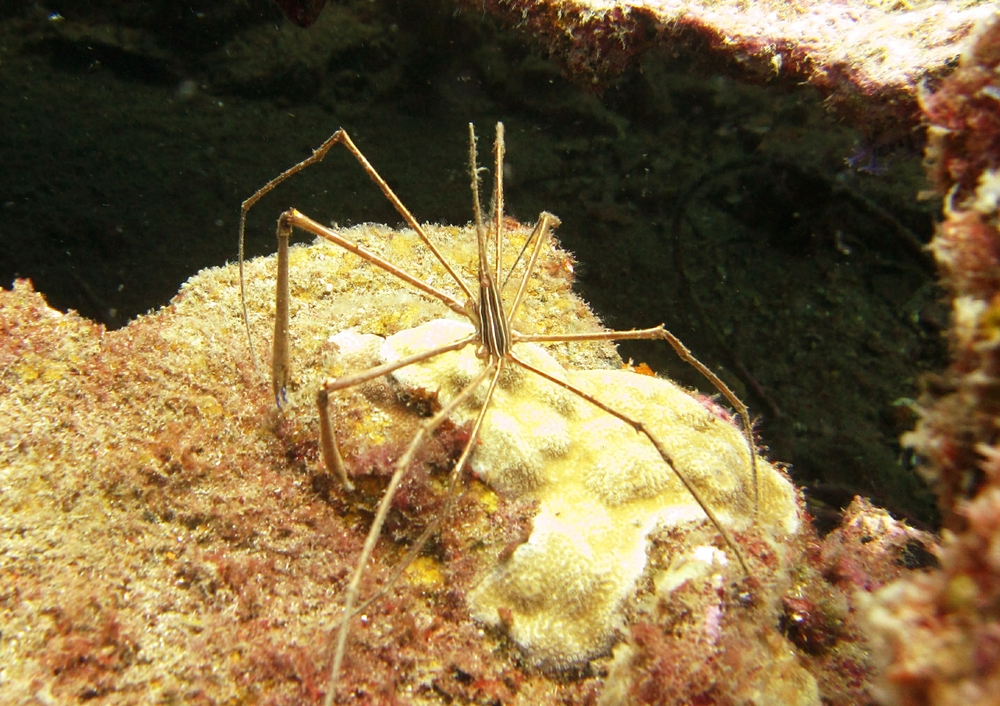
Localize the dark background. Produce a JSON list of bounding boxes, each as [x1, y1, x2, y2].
[[0, 0, 945, 525]]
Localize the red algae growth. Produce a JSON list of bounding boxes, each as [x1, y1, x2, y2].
[[0, 223, 581, 705], [1, 217, 937, 704], [459, 0, 991, 133], [862, 13, 1000, 706]]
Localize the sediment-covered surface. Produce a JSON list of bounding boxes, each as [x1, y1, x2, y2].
[[1, 221, 935, 703]]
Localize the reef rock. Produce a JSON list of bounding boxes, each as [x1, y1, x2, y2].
[[380, 317, 801, 668], [0, 214, 934, 704], [861, 14, 1000, 706], [460, 0, 992, 133]]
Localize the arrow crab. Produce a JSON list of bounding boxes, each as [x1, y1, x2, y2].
[[239, 123, 766, 703]]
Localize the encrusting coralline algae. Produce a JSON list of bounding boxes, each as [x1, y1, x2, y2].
[[1, 220, 936, 704]]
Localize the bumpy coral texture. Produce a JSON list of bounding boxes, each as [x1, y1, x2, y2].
[[863, 14, 1000, 706], [381, 318, 801, 667], [0, 217, 931, 705]]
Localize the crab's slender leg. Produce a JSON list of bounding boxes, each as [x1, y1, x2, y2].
[[492, 123, 505, 283], [327, 423, 480, 626], [271, 213, 292, 404], [315, 333, 477, 491], [324, 361, 504, 706], [323, 123, 514, 704], [506, 212, 561, 320], [239, 132, 346, 372], [514, 326, 759, 516], [269, 209, 469, 402], [240, 128, 475, 373], [509, 350, 750, 575], [324, 334, 479, 393], [317, 389, 353, 492]]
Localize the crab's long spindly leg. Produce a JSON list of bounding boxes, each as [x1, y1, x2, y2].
[[316, 388, 353, 492], [514, 326, 759, 517], [315, 333, 477, 492], [510, 350, 750, 576], [492, 123, 505, 283], [323, 360, 505, 685], [240, 128, 476, 377], [329, 130, 475, 301], [324, 361, 501, 706], [506, 212, 561, 321], [269, 209, 469, 403]]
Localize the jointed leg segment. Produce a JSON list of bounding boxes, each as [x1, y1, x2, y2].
[[511, 351, 751, 574], [323, 360, 503, 706], [271, 208, 470, 403], [239, 128, 475, 380], [314, 332, 478, 496], [515, 326, 759, 515]]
